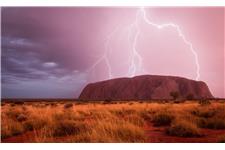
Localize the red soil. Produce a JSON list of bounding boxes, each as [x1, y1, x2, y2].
[[145, 123, 225, 143], [1, 131, 35, 143]]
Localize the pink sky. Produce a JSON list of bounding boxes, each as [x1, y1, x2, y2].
[[2, 7, 224, 98], [87, 7, 224, 98]]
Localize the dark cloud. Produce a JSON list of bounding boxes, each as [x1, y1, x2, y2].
[[1, 7, 112, 71], [1, 7, 115, 97]]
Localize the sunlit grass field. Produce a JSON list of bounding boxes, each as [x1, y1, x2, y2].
[[1, 100, 225, 142]]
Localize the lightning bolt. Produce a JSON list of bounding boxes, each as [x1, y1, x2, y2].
[[139, 7, 200, 80], [86, 26, 119, 79], [127, 10, 143, 76], [87, 7, 201, 81]]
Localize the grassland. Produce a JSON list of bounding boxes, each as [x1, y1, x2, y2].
[[1, 100, 225, 143]]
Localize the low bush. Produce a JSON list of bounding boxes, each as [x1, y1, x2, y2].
[[14, 101, 24, 105], [198, 99, 211, 106], [50, 103, 57, 107], [191, 108, 216, 118], [5, 108, 23, 120], [10, 103, 15, 107], [152, 111, 174, 126], [218, 135, 225, 143], [64, 103, 73, 109], [173, 100, 181, 104], [166, 120, 201, 137], [186, 94, 194, 100], [103, 100, 112, 104], [1, 121, 24, 138], [11, 124, 24, 136], [24, 121, 34, 131], [16, 114, 27, 122], [24, 117, 48, 131], [197, 118, 225, 129], [52, 120, 87, 136]]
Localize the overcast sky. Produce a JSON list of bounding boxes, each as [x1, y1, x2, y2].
[[1, 7, 224, 98]]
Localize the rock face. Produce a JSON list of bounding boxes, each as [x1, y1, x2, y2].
[[79, 75, 213, 100]]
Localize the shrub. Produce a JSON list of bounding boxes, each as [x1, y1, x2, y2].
[[2, 121, 25, 137], [24, 121, 34, 131], [16, 114, 27, 122], [170, 91, 179, 100], [166, 120, 201, 137], [52, 120, 87, 136], [10, 103, 15, 107], [1, 118, 24, 139], [50, 103, 57, 107], [103, 100, 113, 104], [197, 118, 225, 129], [24, 117, 48, 131], [11, 124, 24, 136], [218, 135, 225, 143], [199, 99, 211, 106], [64, 103, 73, 109], [152, 111, 174, 126], [141, 110, 155, 121], [173, 100, 181, 104], [5, 108, 23, 120], [191, 108, 216, 118], [14, 101, 24, 105], [186, 94, 194, 100]]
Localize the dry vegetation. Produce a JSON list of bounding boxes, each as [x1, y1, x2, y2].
[[1, 100, 225, 142]]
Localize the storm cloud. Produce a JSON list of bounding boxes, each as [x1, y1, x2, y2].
[[1, 7, 224, 98]]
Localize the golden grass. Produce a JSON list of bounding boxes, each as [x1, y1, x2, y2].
[[1, 100, 225, 142]]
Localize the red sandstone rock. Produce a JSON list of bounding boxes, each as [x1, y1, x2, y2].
[[79, 75, 213, 100]]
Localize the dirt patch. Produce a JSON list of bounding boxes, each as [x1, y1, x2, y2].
[[145, 123, 225, 143]]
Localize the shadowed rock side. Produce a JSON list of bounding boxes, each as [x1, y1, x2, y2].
[[79, 75, 213, 100]]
